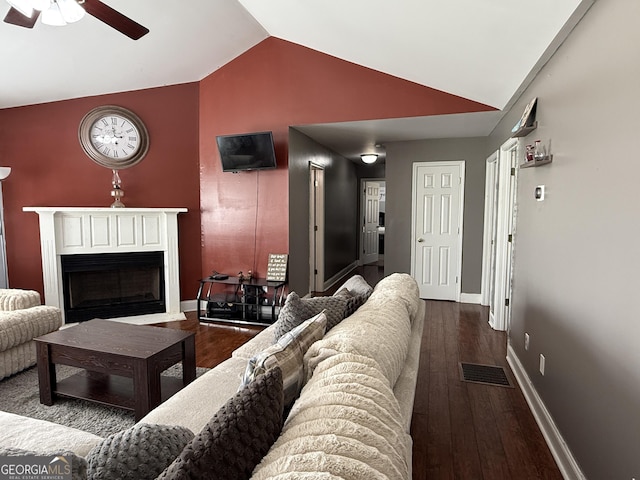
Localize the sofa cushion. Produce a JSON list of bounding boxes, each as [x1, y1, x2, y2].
[[0, 411, 102, 457], [0, 289, 41, 310], [231, 323, 278, 361], [242, 312, 326, 407], [86, 423, 194, 480], [305, 301, 412, 388], [139, 356, 248, 436], [0, 446, 87, 480], [273, 292, 346, 340], [0, 306, 62, 351], [251, 353, 410, 480], [157, 367, 283, 480]]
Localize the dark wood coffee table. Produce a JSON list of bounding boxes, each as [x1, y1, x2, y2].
[[34, 319, 196, 421]]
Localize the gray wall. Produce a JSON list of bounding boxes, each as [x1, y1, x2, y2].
[[487, 1, 640, 477], [288, 128, 359, 295], [384, 137, 488, 294]]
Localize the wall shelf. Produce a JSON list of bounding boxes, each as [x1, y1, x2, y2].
[[512, 121, 538, 138], [520, 155, 553, 168]]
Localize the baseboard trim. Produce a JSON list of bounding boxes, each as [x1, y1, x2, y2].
[[506, 343, 585, 480], [322, 261, 359, 292], [181, 299, 197, 312], [460, 293, 481, 304]]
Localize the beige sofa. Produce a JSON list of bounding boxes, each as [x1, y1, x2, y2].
[[0, 273, 424, 479]]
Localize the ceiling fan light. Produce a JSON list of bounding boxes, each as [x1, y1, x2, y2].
[[7, 0, 34, 17], [361, 154, 378, 164], [32, 0, 51, 11], [41, 1, 66, 25], [57, 0, 84, 23]]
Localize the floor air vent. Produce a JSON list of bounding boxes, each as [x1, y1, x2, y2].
[[459, 362, 513, 388]]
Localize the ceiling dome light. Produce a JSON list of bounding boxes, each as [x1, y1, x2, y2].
[[360, 154, 378, 164]]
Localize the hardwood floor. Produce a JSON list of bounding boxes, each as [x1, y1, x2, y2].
[[156, 267, 562, 479], [411, 301, 562, 479]]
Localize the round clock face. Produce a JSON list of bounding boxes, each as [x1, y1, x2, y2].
[[79, 105, 149, 169]]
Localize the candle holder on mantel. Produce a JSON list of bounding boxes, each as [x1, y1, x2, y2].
[[110, 169, 125, 208]]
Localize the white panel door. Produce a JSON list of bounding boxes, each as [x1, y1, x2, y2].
[[412, 162, 465, 300], [361, 181, 380, 265]]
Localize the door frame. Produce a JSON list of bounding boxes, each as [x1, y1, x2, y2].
[[410, 161, 465, 302], [309, 163, 324, 293], [359, 178, 385, 266], [485, 138, 520, 331], [481, 150, 499, 307]]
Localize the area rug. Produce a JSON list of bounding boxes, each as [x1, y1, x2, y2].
[[0, 364, 209, 438]]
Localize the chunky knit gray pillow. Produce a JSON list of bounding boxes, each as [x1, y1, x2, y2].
[[85, 423, 194, 480], [273, 292, 347, 340], [334, 287, 366, 318], [157, 367, 284, 480]]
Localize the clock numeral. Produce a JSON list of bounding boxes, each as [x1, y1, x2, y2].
[[113, 150, 119, 158], [111, 117, 118, 125], [103, 147, 111, 156], [126, 143, 135, 150], [101, 118, 109, 126], [126, 128, 134, 133], [128, 136, 137, 142]]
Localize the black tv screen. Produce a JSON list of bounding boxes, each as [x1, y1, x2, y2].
[[216, 131, 277, 172]]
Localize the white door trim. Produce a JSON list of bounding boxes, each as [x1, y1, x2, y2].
[[309, 163, 324, 293], [481, 150, 499, 306], [490, 138, 520, 331], [410, 161, 465, 302]]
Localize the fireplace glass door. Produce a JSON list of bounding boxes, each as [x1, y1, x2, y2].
[[61, 251, 165, 323]]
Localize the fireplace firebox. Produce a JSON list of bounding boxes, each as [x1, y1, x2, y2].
[[61, 251, 165, 323]]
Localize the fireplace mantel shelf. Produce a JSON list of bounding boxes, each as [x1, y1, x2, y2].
[[23, 207, 187, 213], [23, 206, 187, 323]]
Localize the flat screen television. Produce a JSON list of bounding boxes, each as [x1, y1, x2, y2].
[[216, 131, 277, 172]]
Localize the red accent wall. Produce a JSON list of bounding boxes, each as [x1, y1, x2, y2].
[[199, 37, 493, 279], [0, 83, 201, 299]]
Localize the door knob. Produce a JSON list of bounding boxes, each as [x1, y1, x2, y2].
[[417, 238, 424, 243]]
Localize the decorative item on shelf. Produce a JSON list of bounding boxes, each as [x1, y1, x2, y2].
[[512, 97, 538, 137], [110, 169, 125, 208], [238, 271, 245, 282], [520, 139, 553, 168], [266, 254, 288, 282], [533, 140, 546, 161], [525, 144, 535, 162]]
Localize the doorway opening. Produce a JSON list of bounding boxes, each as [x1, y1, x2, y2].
[[360, 179, 385, 268], [481, 138, 519, 331]]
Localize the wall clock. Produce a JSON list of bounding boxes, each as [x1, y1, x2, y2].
[[78, 105, 149, 169]]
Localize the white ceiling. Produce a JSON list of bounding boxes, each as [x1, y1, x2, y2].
[[0, 0, 593, 159]]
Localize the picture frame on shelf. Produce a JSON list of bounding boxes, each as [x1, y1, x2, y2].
[[512, 97, 538, 133]]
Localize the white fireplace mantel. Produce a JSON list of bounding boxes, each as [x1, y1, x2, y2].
[[23, 207, 187, 323]]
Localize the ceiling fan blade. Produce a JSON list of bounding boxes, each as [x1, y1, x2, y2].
[[82, 0, 149, 40], [3, 7, 40, 28]]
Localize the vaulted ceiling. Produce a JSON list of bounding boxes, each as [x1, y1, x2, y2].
[[0, 0, 593, 155]]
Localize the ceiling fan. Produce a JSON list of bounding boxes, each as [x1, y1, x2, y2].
[[3, 0, 149, 40]]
